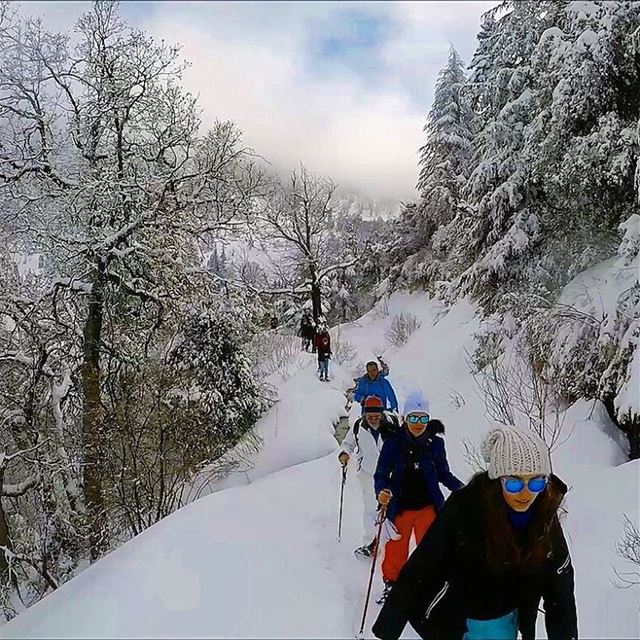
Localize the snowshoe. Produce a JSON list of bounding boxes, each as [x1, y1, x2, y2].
[[376, 581, 394, 605]]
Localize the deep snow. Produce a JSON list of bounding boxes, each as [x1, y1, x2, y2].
[[2, 291, 639, 639]]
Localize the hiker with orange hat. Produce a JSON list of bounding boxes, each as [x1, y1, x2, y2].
[[339, 396, 400, 558]]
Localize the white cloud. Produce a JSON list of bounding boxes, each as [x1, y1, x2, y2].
[[17, 1, 499, 202], [143, 7, 425, 201]]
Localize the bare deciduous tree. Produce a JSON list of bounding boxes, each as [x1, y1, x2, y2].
[[255, 165, 362, 323], [0, 3, 269, 615]]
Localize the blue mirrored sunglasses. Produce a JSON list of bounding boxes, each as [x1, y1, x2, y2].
[[502, 476, 548, 494], [407, 414, 430, 424]]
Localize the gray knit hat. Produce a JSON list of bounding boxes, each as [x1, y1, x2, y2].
[[481, 425, 552, 479]]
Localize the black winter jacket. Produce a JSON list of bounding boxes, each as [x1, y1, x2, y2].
[[372, 473, 578, 640]]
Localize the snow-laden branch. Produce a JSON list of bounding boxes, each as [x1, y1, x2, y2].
[[2, 475, 38, 497], [0, 439, 51, 467], [105, 270, 161, 304], [316, 255, 362, 281], [203, 270, 309, 298], [0, 351, 57, 377], [0, 546, 59, 590]]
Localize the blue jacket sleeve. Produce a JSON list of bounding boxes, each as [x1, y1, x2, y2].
[[353, 378, 367, 403], [383, 379, 398, 412], [374, 439, 395, 495], [432, 437, 464, 492]]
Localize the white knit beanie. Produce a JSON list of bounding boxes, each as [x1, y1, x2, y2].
[[403, 390, 430, 416], [481, 425, 552, 479]]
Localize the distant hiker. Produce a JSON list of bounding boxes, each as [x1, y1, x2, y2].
[[338, 396, 400, 558], [353, 356, 389, 387], [298, 311, 315, 352], [315, 325, 332, 381], [373, 425, 578, 640], [353, 360, 398, 414], [373, 390, 463, 605]]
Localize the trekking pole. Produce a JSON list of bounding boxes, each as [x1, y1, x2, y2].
[[358, 504, 387, 638], [337, 465, 347, 542]]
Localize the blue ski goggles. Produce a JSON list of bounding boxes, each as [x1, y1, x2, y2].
[[501, 476, 548, 494], [407, 414, 430, 424]]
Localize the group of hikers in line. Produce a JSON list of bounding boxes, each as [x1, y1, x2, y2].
[[297, 310, 332, 381], [338, 360, 578, 640]]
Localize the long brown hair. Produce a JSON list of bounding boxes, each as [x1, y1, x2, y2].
[[471, 472, 564, 570]]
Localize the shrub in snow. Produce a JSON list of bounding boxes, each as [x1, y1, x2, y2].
[[471, 326, 570, 451], [249, 332, 301, 381], [461, 438, 486, 474], [100, 306, 270, 537], [448, 389, 466, 409], [615, 516, 640, 593], [331, 329, 357, 366], [386, 313, 421, 347]]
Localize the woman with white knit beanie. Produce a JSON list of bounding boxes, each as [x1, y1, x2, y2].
[[373, 424, 578, 640]]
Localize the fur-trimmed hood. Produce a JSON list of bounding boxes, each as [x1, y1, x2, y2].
[[427, 418, 445, 436]]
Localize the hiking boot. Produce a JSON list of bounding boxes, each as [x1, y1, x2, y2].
[[376, 580, 394, 605], [354, 539, 377, 559]]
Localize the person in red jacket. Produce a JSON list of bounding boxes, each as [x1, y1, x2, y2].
[[315, 325, 331, 381]]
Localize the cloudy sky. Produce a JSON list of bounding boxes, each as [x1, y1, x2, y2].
[[21, 1, 496, 203]]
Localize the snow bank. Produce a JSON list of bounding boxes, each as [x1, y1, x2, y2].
[[1, 455, 363, 639]]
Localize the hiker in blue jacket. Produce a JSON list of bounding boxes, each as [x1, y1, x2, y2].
[[353, 360, 398, 414], [374, 390, 463, 604]]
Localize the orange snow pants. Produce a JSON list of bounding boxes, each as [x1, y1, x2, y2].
[[381, 506, 437, 583]]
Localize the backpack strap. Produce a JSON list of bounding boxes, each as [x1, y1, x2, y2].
[[353, 418, 362, 453]]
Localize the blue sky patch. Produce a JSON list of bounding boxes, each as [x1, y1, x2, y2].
[[304, 8, 398, 86]]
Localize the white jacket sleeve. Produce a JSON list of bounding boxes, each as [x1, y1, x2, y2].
[[340, 425, 357, 456]]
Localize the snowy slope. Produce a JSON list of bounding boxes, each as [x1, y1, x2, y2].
[[3, 292, 639, 638]]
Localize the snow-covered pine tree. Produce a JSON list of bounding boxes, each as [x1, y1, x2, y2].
[[416, 46, 472, 226], [442, 2, 551, 306], [421, 1, 640, 456], [526, 0, 640, 290], [438, 1, 639, 311], [394, 46, 472, 289]]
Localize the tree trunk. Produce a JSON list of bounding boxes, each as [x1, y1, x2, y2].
[[0, 470, 9, 576], [81, 271, 107, 561], [311, 280, 322, 324], [628, 421, 639, 461]]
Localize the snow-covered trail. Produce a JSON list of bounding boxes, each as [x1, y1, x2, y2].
[[1, 353, 376, 639], [2, 292, 639, 638]]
